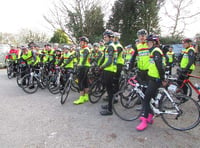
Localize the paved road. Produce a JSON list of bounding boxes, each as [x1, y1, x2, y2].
[[0, 68, 200, 148]]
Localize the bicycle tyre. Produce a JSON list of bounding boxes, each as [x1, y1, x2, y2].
[[161, 94, 200, 131], [112, 90, 143, 121], [60, 80, 71, 104], [21, 74, 39, 94], [89, 80, 105, 104], [47, 75, 60, 94]]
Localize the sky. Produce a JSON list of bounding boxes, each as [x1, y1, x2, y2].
[[0, 0, 200, 38]]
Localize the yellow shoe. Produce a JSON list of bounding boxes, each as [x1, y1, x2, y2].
[[84, 94, 89, 102], [73, 96, 85, 105]]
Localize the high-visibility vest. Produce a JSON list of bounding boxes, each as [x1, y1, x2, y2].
[[21, 51, 35, 65], [102, 42, 117, 73], [166, 51, 174, 63], [79, 47, 91, 67], [136, 42, 150, 70], [148, 47, 165, 79], [125, 48, 134, 62], [115, 42, 125, 65], [180, 46, 195, 70], [62, 52, 74, 68]]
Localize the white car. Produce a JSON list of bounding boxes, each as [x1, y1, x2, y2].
[[0, 44, 10, 68]]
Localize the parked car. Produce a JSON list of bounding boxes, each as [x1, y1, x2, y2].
[[0, 44, 10, 68]]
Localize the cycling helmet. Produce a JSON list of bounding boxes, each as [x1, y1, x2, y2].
[[63, 45, 70, 49], [114, 32, 121, 39], [79, 36, 89, 43], [56, 48, 62, 52], [182, 38, 192, 43], [103, 29, 114, 38], [21, 46, 28, 50], [125, 44, 132, 48], [93, 43, 100, 47], [137, 29, 148, 36]]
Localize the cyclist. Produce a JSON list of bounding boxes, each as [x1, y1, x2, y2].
[[130, 29, 150, 83], [73, 36, 91, 105], [113, 32, 124, 94], [178, 38, 196, 95], [99, 30, 117, 116], [91, 43, 103, 66], [124, 44, 135, 63], [99, 39, 105, 53], [136, 35, 166, 131], [166, 46, 175, 75]]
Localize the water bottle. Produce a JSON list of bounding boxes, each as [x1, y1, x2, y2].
[[194, 83, 200, 90]]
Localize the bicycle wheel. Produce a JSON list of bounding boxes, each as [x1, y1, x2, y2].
[[71, 79, 79, 92], [113, 90, 143, 121], [161, 94, 200, 131], [60, 80, 71, 104], [47, 75, 60, 94], [7, 65, 13, 79], [89, 80, 105, 104], [22, 74, 39, 94]]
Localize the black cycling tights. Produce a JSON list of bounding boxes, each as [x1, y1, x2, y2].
[[78, 67, 89, 91], [143, 80, 161, 118], [103, 70, 115, 111]]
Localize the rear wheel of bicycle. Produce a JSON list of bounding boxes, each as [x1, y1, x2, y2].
[[89, 81, 105, 104], [21, 74, 38, 94], [113, 90, 143, 121], [7, 65, 13, 79], [61, 80, 71, 104], [161, 94, 200, 131]]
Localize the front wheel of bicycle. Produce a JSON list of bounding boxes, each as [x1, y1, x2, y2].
[[60, 80, 71, 105], [112, 90, 143, 121], [161, 94, 200, 131], [89, 80, 104, 104], [21, 74, 39, 94]]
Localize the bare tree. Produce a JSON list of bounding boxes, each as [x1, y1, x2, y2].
[[162, 0, 200, 37], [43, 0, 113, 44]]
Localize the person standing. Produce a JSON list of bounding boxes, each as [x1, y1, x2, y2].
[[178, 38, 196, 95], [73, 36, 91, 105], [130, 29, 149, 83], [166, 46, 175, 75], [136, 35, 166, 131], [100, 30, 117, 116]]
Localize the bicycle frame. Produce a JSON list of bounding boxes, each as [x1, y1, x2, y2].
[[180, 74, 200, 96]]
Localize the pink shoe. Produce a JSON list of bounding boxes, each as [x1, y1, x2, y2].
[[139, 114, 154, 124], [147, 114, 154, 124], [136, 117, 148, 131]]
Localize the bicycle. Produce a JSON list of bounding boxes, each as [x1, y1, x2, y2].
[[21, 66, 48, 94], [113, 76, 200, 131], [60, 69, 78, 104]]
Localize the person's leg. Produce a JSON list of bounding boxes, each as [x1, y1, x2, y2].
[[136, 80, 160, 131], [100, 71, 114, 115], [73, 67, 85, 104]]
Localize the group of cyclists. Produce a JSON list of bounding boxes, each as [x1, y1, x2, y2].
[[5, 29, 196, 131]]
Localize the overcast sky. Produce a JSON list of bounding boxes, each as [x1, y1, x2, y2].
[[0, 0, 200, 38]]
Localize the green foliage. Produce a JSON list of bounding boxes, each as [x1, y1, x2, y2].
[[107, 0, 161, 45], [66, 5, 104, 43], [50, 29, 70, 44]]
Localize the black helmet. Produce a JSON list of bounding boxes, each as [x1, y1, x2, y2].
[[182, 38, 192, 43], [79, 36, 89, 43], [21, 46, 28, 50], [137, 29, 148, 36], [146, 34, 158, 42], [103, 29, 114, 38]]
